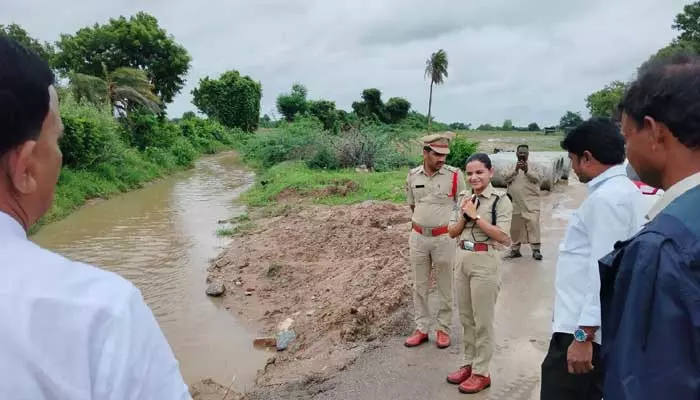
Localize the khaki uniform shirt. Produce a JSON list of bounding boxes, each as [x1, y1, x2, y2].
[[450, 183, 513, 245], [406, 165, 466, 228], [506, 168, 540, 216]]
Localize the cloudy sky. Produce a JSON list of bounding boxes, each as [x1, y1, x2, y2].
[[1, 0, 691, 126]]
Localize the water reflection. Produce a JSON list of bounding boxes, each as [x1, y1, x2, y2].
[[31, 152, 268, 390]]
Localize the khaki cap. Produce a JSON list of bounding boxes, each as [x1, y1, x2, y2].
[[421, 132, 453, 155]]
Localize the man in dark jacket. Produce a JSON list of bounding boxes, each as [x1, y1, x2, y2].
[[600, 52, 700, 399]]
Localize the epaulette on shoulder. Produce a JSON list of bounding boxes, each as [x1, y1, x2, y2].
[[444, 165, 459, 173], [409, 166, 422, 175], [457, 189, 470, 197]]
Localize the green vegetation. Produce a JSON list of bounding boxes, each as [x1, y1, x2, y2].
[[240, 161, 409, 207], [2, 11, 570, 232], [38, 94, 242, 230]]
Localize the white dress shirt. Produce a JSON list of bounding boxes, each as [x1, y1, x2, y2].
[[552, 165, 648, 343], [0, 211, 190, 400]]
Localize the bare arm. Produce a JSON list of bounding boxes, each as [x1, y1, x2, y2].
[[448, 214, 467, 238]]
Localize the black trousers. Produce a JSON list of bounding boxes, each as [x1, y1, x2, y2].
[[540, 333, 603, 400]]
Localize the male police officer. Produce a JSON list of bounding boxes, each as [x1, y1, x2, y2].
[[405, 133, 466, 349], [504, 144, 543, 260]]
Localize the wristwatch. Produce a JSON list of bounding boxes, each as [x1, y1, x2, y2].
[[574, 328, 591, 342]]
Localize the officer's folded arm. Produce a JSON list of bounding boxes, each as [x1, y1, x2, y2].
[[474, 217, 511, 246]]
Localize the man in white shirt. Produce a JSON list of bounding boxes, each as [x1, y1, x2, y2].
[[0, 37, 190, 399], [540, 118, 647, 400]]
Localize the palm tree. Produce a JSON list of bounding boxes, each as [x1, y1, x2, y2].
[[68, 63, 161, 116], [424, 49, 449, 131]]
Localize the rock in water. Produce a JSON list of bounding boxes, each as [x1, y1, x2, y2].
[[205, 280, 225, 297]]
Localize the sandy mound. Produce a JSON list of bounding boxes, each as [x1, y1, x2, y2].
[[207, 201, 415, 387]]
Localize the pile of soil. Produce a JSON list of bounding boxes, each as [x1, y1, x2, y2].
[[204, 200, 415, 391]]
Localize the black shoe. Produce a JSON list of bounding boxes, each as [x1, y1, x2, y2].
[[504, 250, 522, 259], [533, 250, 543, 260]]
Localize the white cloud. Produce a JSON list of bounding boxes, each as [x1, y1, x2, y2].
[[1, 0, 691, 126]]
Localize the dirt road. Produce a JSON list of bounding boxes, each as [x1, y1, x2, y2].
[[306, 182, 587, 400]]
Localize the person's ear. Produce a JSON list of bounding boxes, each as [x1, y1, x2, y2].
[[5, 141, 38, 195], [582, 150, 594, 164]]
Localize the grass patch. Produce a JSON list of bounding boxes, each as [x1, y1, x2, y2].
[[216, 227, 236, 237], [231, 213, 250, 223], [240, 161, 407, 207], [266, 263, 282, 278]]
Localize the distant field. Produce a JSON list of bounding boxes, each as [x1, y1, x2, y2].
[[457, 130, 565, 153], [239, 130, 566, 209]]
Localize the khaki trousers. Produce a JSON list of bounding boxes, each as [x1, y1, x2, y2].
[[409, 231, 455, 334], [454, 248, 500, 375], [510, 212, 541, 250]]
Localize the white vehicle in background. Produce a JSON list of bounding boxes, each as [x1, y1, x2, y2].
[[624, 159, 664, 212]]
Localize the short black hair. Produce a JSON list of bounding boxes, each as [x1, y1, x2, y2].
[[0, 36, 55, 157], [619, 51, 700, 149], [517, 144, 529, 151], [466, 152, 492, 169], [560, 117, 625, 165]]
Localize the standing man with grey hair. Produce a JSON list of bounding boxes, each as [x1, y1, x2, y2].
[[504, 144, 543, 260], [0, 37, 190, 399], [404, 133, 466, 349]]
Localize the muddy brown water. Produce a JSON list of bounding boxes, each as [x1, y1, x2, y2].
[[31, 152, 269, 391]]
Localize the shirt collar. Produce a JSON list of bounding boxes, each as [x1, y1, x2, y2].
[[473, 183, 495, 198], [586, 164, 626, 194], [419, 164, 447, 176], [646, 172, 700, 221], [0, 210, 27, 240]]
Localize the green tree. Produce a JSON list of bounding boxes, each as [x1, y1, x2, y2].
[[54, 12, 191, 104], [528, 122, 540, 131], [586, 81, 626, 118], [276, 83, 308, 121], [191, 70, 262, 132], [384, 97, 411, 123], [673, 2, 700, 44], [351, 88, 387, 122], [68, 65, 161, 116], [424, 49, 449, 131], [0, 24, 55, 64], [559, 111, 583, 132], [307, 99, 338, 130], [502, 119, 514, 131]]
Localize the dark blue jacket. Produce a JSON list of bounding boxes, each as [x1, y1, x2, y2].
[[599, 185, 700, 399]]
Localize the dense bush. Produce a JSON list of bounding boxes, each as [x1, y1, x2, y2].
[[38, 92, 242, 229], [446, 136, 480, 168], [60, 97, 125, 169], [241, 117, 323, 168], [192, 70, 262, 132]]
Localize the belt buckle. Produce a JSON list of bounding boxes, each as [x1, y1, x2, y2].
[[423, 227, 434, 237], [460, 240, 475, 251]]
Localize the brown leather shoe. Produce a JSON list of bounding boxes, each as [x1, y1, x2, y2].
[[436, 330, 451, 349], [458, 374, 491, 394], [404, 330, 429, 347], [446, 365, 472, 384]]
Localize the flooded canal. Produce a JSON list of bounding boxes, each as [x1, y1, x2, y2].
[[31, 152, 269, 391]]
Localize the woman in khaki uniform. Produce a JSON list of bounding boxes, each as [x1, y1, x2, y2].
[[445, 153, 513, 395]]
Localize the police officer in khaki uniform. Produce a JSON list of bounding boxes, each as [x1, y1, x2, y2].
[[405, 132, 466, 349], [504, 144, 543, 260], [445, 153, 513, 394]]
